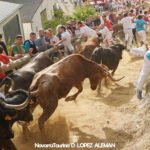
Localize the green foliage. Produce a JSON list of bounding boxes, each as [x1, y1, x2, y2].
[[6, 37, 12, 52], [73, 5, 97, 21], [43, 16, 71, 30], [54, 9, 64, 18], [43, 5, 97, 30], [43, 9, 71, 30]]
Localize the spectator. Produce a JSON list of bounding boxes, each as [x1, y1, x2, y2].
[[9, 35, 26, 59], [102, 15, 113, 31], [0, 45, 10, 65], [129, 11, 137, 44], [0, 46, 14, 80], [143, 11, 150, 32], [0, 34, 8, 55], [56, 25, 62, 40], [98, 24, 113, 47], [76, 21, 97, 40], [135, 15, 148, 45], [131, 5, 137, 15], [36, 29, 47, 52], [24, 32, 38, 55], [94, 15, 101, 26], [109, 10, 118, 24], [66, 20, 77, 36], [147, 7, 150, 15], [45, 29, 60, 59], [86, 16, 95, 28], [45, 29, 59, 49], [136, 45, 150, 99], [143, 11, 149, 22], [55, 25, 74, 55], [120, 13, 133, 50]]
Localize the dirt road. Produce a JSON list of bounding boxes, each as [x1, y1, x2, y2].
[[13, 50, 150, 150]]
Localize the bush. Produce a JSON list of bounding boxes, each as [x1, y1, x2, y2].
[[43, 16, 71, 30], [43, 5, 97, 30], [43, 9, 71, 30], [73, 5, 97, 21], [54, 9, 64, 18]]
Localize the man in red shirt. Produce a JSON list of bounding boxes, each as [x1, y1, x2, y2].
[[0, 46, 12, 79], [143, 11, 150, 33], [102, 15, 113, 31], [143, 11, 149, 22], [147, 7, 150, 15], [0, 52, 10, 65]]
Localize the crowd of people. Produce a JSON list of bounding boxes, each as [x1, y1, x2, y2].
[[0, 0, 150, 99]]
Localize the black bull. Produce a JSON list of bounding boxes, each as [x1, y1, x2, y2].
[[0, 46, 62, 93], [91, 44, 126, 75], [0, 46, 62, 148], [0, 90, 32, 150]]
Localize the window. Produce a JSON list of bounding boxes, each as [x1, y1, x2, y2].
[[40, 9, 48, 28], [3, 15, 21, 45]]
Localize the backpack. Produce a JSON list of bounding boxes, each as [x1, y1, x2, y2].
[[24, 40, 37, 54]]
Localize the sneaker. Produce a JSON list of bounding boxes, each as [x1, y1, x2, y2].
[[136, 89, 143, 100]]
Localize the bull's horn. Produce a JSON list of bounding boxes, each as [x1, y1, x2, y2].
[[0, 77, 12, 87], [1, 98, 29, 110]]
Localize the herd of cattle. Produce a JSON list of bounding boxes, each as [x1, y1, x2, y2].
[[0, 40, 126, 149]]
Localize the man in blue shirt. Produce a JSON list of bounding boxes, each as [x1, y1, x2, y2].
[[136, 46, 150, 99], [24, 32, 38, 55], [135, 15, 147, 46], [36, 29, 47, 52]]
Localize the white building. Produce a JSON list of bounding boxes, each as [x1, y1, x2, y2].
[[1, 0, 56, 39], [0, 1, 23, 44]]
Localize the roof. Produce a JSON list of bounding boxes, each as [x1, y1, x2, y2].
[[0, 1, 22, 24], [0, 0, 43, 22]]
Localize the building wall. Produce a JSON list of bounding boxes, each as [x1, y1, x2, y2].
[[23, 23, 32, 40], [0, 9, 24, 44], [31, 0, 55, 32]]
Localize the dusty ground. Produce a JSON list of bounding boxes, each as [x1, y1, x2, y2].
[[13, 50, 150, 150]]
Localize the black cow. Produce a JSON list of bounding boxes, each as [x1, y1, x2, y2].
[[0, 46, 62, 94], [0, 90, 32, 150], [0, 46, 63, 139], [91, 44, 126, 75]]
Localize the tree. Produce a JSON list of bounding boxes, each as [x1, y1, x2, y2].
[[43, 9, 71, 30], [73, 5, 97, 21]]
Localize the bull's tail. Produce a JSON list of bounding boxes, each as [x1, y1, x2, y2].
[[97, 65, 124, 94], [102, 66, 125, 82], [108, 74, 125, 82]]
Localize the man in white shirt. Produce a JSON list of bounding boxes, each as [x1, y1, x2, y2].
[[55, 26, 74, 55], [98, 24, 113, 47], [136, 46, 150, 99], [76, 21, 98, 40], [45, 29, 59, 49], [120, 13, 133, 50]]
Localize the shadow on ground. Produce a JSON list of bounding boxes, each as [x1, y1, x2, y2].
[[70, 127, 133, 150], [90, 83, 135, 107], [129, 56, 143, 63]]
